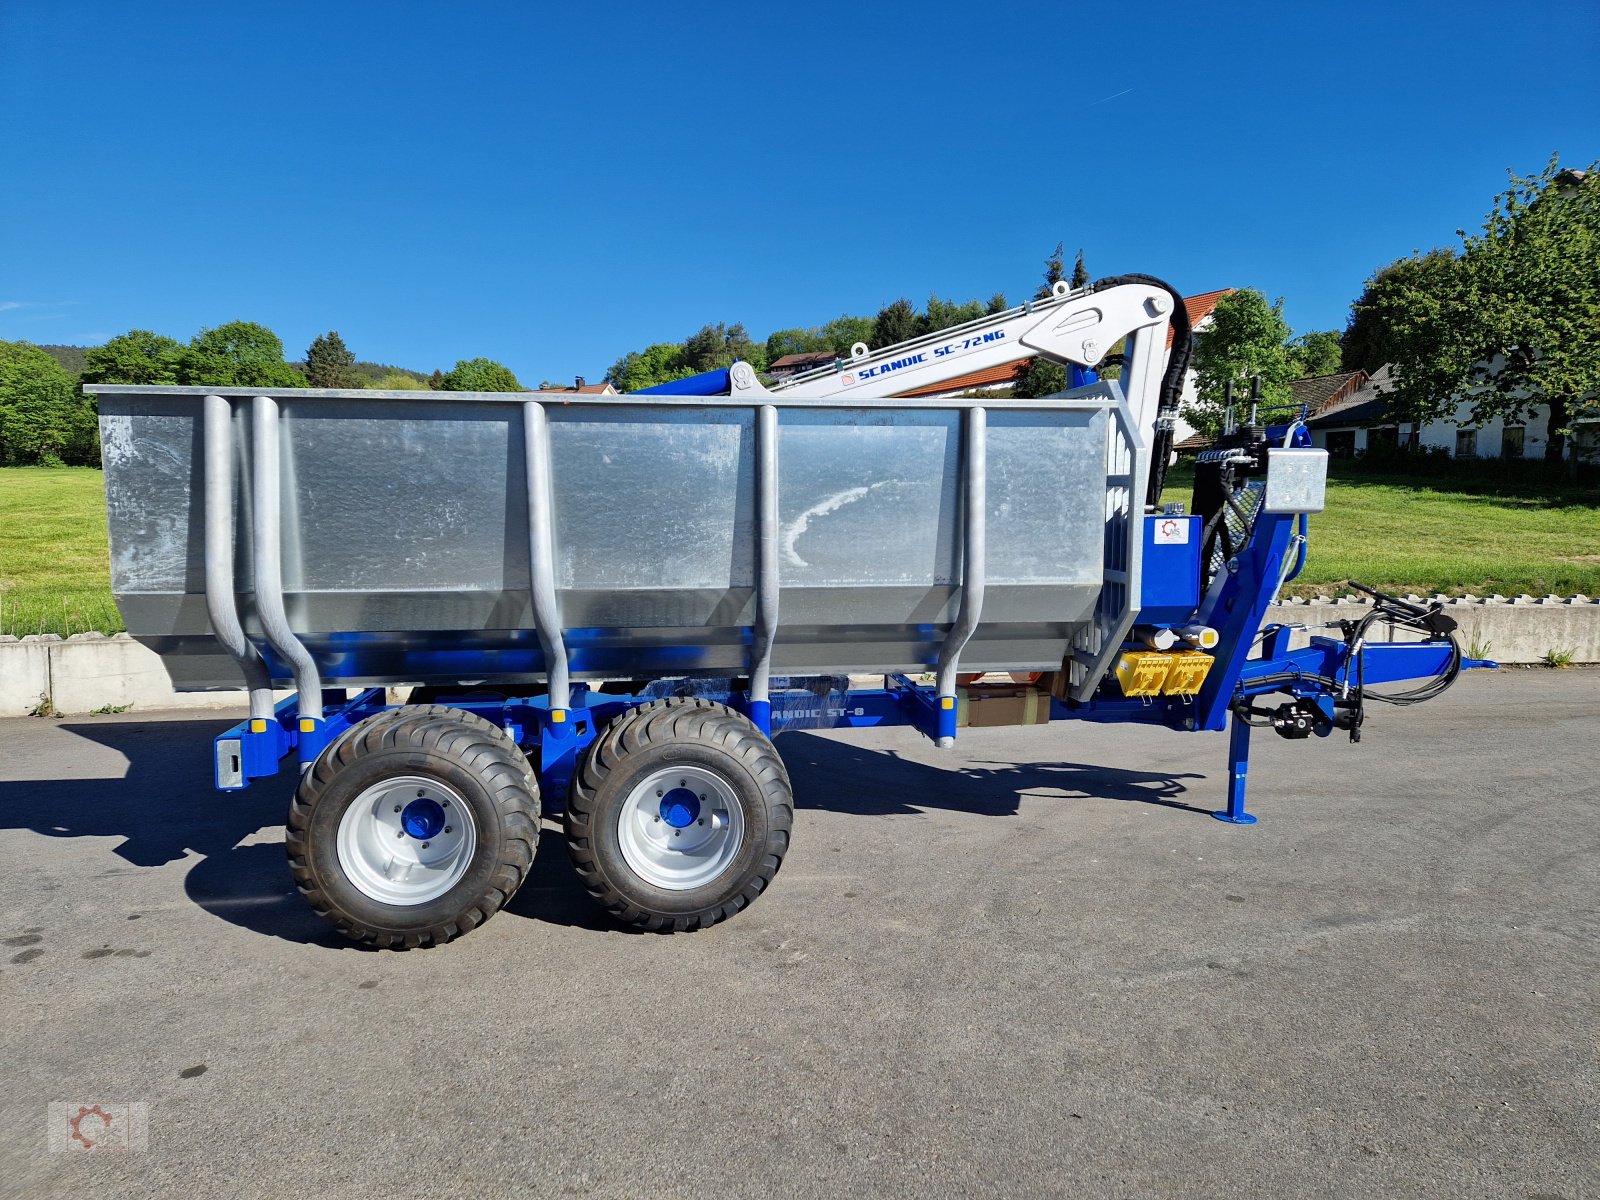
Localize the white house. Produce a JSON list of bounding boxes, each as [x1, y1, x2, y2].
[[1305, 364, 1599, 463]]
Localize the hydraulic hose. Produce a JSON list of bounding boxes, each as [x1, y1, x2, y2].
[[1089, 273, 1193, 508]]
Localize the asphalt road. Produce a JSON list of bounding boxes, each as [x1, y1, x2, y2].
[[0, 669, 1595, 1199]]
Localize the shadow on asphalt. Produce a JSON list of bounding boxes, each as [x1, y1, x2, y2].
[[0, 720, 1210, 946], [775, 730, 1211, 818]]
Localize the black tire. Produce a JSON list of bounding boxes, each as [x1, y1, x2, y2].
[[286, 706, 539, 948], [564, 697, 793, 932]]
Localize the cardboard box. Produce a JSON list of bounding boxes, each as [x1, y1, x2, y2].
[[956, 683, 1051, 727]]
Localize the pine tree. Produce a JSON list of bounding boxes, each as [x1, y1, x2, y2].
[[1034, 243, 1067, 300], [304, 330, 362, 389], [1071, 249, 1090, 289]]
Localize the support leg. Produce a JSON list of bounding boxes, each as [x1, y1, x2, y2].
[[1213, 711, 1259, 824]]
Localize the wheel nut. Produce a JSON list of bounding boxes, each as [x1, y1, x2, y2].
[[698, 818, 705, 825], [416, 789, 425, 797], [397, 829, 405, 838], [674, 830, 681, 837], [656, 789, 663, 797], [394, 805, 401, 813], [421, 841, 430, 849], [444, 826, 452, 834]]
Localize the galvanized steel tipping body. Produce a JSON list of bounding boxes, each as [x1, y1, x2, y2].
[[88, 279, 1481, 821]]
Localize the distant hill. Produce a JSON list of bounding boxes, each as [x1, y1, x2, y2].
[[31, 344, 432, 384], [39, 345, 88, 377]]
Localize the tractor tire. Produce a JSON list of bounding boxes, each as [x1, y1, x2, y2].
[[565, 697, 792, 932], [286, 705, 539, 948]]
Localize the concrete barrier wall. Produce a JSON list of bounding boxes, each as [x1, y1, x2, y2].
[[1, 597, 1596, 716]]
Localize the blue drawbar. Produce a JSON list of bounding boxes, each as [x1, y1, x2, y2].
[[634, 368, 732, 396]]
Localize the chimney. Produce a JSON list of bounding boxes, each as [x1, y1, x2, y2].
[[575, 376, 585, 389]]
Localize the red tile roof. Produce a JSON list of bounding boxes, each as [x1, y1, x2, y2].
[[895, 358, 1031, 397], [1171, 289, 1232, 348], [770, 351, 838, 370]]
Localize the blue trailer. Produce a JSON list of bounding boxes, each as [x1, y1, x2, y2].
[[87, 276, 1483, 947]]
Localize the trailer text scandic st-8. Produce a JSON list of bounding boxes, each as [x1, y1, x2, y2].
[[87, 276, 1484, 947]]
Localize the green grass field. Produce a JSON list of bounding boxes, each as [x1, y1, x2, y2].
[[0, 468, 121, 637], [1, 464, 1597, 636], [1162, 464, 1600, 600]]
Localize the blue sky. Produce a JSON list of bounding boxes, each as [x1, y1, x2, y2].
[[2, 1, 1596, 384]]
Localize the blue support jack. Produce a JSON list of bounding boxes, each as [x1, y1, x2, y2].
[[1214, 711, 1258, 824]]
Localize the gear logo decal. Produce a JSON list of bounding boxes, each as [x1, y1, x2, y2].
[[49, 1101, 149, 1152]]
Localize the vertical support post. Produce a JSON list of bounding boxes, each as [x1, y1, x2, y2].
[[203, 394, 274, 721], [748, 404, 779, 737], [523, 401, 570, 720], [1214, 711, 1259, 824], [250, 395, 323, 750], [935, 406, 986, 748]]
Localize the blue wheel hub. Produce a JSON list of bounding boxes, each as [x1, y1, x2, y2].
[[659, 787, 701, 829], [401, 797, 447, 840]]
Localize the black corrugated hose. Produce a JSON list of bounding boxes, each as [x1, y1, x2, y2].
[[1089, 273, 1193, 508]]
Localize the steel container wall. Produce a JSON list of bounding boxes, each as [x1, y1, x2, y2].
[[95, 387, 1115, 689]]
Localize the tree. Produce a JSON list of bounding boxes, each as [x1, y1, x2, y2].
[[765, 327, 829, 361], [1015, 358, 1066, 398], [987, 293, 1008, 315], [924, 295, 987, 333], [821, 315, 873, 355], [1287, 330, 1344, 378], [0, 340, 98, 465], [1035, 242, 1067, 300], [1341, 249, 1458, 374], [179, 321, 306, 388], [428, 369, 446, 390], [1071, 249, 1089, 289], [372, 370, 428, 391], [439, 357, 523, 391], [1185, 289, 1297, 437], [81, 330, 185, 385], [1375, 158, 1599, 463], [681, 322, 768, 374], [606, 343, 689, 392], [872, 298, 921, 347], [304, 330, 364, 389]]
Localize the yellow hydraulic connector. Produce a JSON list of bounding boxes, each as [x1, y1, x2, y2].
[[1115, 650, 1173, 697], [1162, 650, 1215, 697]]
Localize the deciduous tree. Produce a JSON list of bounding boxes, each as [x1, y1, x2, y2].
[[180, 322, 306, 388], [439, 357, 523, 392], [1372, 157, 1599, 463], [1186, 290, 1297, 437], [0, 340, 98, 465], [81, 330, 184, 385]]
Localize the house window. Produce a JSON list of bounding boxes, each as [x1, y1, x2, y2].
[[1455, 428, 1478, 458], [1405, 425, 1420, 451], [1366, 426, 1398, 455], [1501, 425, 1525, 459], [1326, 430, 1357, 458]]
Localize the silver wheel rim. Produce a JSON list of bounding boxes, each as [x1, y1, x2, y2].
[[616, 765, 745, 891], [336, 775, 478, 906]]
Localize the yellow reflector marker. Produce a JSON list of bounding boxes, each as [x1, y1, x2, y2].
[[299, 718, 316, 733], [940, 696, 955, 710], [1114, 651, 1173, 697], [249, 719, 268, 734], [551, 709, 567, 724], [1162, 651, 1215, 697]]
